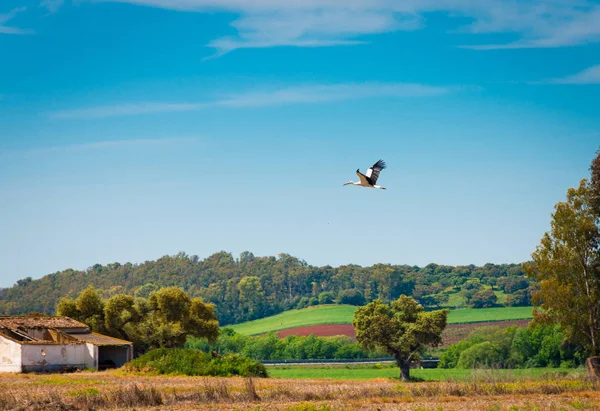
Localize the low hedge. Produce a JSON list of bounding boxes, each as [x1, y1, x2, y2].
[[123, 348, 268, 377]]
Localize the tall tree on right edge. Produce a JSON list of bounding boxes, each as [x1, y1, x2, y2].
[[590, 149, 600, 216], [525, 149, 600, 377]]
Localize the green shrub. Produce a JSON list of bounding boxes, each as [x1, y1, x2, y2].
[[296, 297, 310, 309], [123, 348, 267, 377], [334, 342, 366, 359], [440, 326, 518, 369], [188, 330, 377, 361], [318, 292, 335, 305], [469, 289, 498, 308], [441, 323, 585, 370], [457, 341, 502, 368], [439, 337, 484, 368], [337, 289, 365, 306]]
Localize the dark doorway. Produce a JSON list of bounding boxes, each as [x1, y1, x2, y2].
[[98, 345, 131, 369]]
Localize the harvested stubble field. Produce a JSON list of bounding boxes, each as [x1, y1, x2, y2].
[[0, 371, 598, 411]]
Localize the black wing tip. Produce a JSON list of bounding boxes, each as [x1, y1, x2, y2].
[[373, 159, 386, 169]]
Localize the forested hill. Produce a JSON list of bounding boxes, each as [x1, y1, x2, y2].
[[0, 251, 533, 325]]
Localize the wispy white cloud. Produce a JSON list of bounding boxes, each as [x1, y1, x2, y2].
[[0, 7, 34, 35], [205, 38, 366, 60], [206, 8, 421, 56], [537, 64, 600, 84], [49, 102, 203, 119], [93, 0, 600, 55], [49, 82, 454, 119], [41, 0, 65, 14], [0, 27, 33, 34], [459, 4, 600, 50], [215, 82, 451, 107]]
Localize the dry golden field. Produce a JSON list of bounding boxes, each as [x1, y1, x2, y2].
[[0, 372, 598, 411]]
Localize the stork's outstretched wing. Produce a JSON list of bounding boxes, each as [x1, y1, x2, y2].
[[356, 169, 370, 186], [365, 159, 386, 184]]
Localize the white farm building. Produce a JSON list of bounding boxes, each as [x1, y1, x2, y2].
[[0, 316, 133, 373]]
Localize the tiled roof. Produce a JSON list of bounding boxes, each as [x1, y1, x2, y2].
[[0, 316, 88, 330], [68, 332, 132, 346], [0, 317, 132, 346]]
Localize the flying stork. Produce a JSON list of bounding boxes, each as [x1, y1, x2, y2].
[[343, 159, 387, 190]]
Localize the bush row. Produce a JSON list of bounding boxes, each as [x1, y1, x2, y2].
[[439, 324, 586, 369], [123, 348, 268, 377], [186, 329, 386, 360]]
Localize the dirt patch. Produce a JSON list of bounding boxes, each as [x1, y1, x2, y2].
[[277, 324, 356, 338]]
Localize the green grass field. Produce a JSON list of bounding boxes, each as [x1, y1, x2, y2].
[[267, 365, 583, 381], [447, 306, 533, 323], [229, 305, 356, 336], [228, 305, 534, 336]]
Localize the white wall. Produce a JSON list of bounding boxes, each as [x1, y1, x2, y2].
[[84, 343, 98, 369], [0, 335, 22, 373], [21, 343, 88, 372]]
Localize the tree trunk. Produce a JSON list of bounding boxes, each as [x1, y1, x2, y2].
[[397, 358, 411, 382], [586, 356, 600, 380]]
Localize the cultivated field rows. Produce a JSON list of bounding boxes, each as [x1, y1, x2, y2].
[[276, 319, 532, 347]]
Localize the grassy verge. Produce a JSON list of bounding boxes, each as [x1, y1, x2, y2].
[[267, 365, 584, 381]]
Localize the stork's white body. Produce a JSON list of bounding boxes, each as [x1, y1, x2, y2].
[[347, 182, 385, 189], [344, 159, 387, 190]]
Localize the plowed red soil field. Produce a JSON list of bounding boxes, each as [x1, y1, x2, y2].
[[276, 319, 531, 346], [278, 324, 355, 338]]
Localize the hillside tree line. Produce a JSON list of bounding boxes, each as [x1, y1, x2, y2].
[[1, 254, 533, 326]]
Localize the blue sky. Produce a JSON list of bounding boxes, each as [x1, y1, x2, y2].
[[1, 0, 599, 287]]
